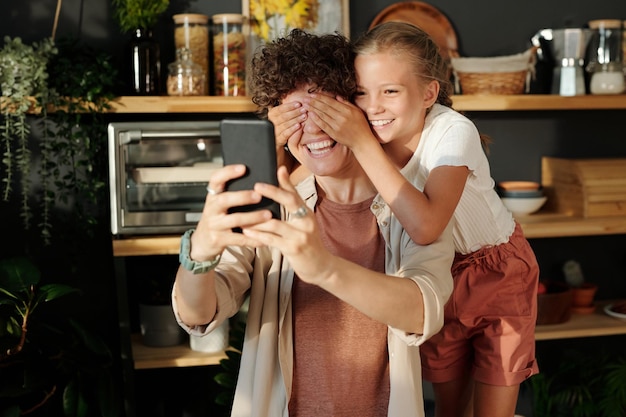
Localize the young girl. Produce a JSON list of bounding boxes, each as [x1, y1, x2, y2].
[[271, 22, 539, 417]]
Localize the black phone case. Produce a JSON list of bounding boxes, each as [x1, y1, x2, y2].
[[220, 119, 281, 223]]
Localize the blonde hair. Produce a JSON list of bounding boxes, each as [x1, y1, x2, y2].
[[354, 22, 492, 151], [354, 21, 453, 108]]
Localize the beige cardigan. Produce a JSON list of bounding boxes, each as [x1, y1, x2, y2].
[[173, 175, 454, 417]]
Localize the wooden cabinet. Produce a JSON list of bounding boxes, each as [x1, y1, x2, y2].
[[111, 94, 626, 370]]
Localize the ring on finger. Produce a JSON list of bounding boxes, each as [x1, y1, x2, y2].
[[290, 205, 308, 220], [207, 186, 220, 195]]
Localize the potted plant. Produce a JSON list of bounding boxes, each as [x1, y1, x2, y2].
[[111, 0, 170, 95], [0, 257, 121, 417], [134, 258, 185, 347]]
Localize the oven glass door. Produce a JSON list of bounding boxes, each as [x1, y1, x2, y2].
[[109, 121, 222, 235]]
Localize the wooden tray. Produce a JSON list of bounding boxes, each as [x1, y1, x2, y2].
[[369, 1, 459, 59]]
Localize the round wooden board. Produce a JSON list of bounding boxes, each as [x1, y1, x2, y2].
[[369, 1, 459, 59]]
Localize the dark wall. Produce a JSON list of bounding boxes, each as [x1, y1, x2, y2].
[[9, 1, 626, 72], [8, 1, 626, 53]]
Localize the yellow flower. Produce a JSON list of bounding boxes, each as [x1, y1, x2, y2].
[[250, 0, 319, 41], [285, 0, 317, 29]]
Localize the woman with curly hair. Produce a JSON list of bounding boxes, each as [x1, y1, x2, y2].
[[172, 29, 454, 417], [249, 28, 357, 179]]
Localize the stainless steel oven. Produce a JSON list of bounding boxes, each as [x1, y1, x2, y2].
[[108, 121, 222, 235]]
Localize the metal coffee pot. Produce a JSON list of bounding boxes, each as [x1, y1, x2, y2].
[[530, 28, 592, 95]]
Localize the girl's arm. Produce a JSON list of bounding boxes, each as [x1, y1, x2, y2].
[[247, 168, 433, 334], [267, 102, 311, 183], [304, 94, 467, 245]]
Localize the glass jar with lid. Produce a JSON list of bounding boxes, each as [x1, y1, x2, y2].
[[167, 48, 205, 96], [212, 13, 247, 96], [586, 19, 624, 94], [173, 13, 209, 94]]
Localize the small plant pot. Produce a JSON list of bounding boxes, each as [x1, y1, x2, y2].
[[571, 283, 598, 308], [537, 281, 573, 325], [139, 304, 186, 347]]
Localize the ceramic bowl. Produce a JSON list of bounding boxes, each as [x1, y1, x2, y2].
[[498, 188, 545, 198], [497, 181, 541, 191], [501, 196, 547, 215]]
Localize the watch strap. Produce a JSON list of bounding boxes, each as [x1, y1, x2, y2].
[[179, 229, 221, 274]]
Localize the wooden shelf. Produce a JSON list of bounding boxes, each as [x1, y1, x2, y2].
[[108, 96, 256, 113], [13, 93, 626, 115], [102, 94, 626, 114], [113, 235, 181, 257], [12, 93, 626, 114], [111, 212, 626, 256], [536, 301, 626, 341], [452, 94, 626, 111], [131, 334, 228, 369], [130, 302, 626, 370], [515, 212, 626, 239]]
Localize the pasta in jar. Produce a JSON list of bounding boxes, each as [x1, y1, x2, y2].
[[212, 14, 246, 96]]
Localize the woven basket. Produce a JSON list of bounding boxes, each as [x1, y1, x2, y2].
[[451, 48, 536, 95]]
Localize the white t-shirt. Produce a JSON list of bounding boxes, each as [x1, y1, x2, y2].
[[400, 103, 515, 254]]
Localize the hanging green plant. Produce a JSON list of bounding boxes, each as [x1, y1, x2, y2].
[[0, 35, 117, 245], [0, 36, 57, 230], [1, 5, 118, 247], [112, 0, 170, 32], [43, 38, 118, 242]]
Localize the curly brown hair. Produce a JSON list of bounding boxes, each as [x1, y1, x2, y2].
[[249, 29, 357, 118]]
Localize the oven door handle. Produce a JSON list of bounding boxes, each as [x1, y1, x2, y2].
[[120, 129, 221, 144]]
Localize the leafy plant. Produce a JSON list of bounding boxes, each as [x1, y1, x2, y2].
[[597, 357, 626, 417], [526, 349, 626, 417], [213, 318, 245, 415], [0, 257, 121, 417], [112, 0, 170, 33], [43, 38, 118, 242]]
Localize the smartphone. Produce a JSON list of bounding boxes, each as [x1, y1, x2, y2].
[[220, 118, 281, 226]]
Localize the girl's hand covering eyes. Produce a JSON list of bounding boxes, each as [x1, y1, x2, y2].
[[303, 94, 377, 151]]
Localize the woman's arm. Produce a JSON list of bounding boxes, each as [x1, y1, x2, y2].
[[173, 164, 271, 326]]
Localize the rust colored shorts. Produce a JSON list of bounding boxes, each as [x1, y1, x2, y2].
[[420, 223, 540, 386]]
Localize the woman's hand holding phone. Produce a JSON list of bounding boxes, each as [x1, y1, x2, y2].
[[243, 167, 334, 287], [190, 164, 273, 262]]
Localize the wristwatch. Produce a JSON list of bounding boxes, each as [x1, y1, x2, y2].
[[179, 229, 221, 274]]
